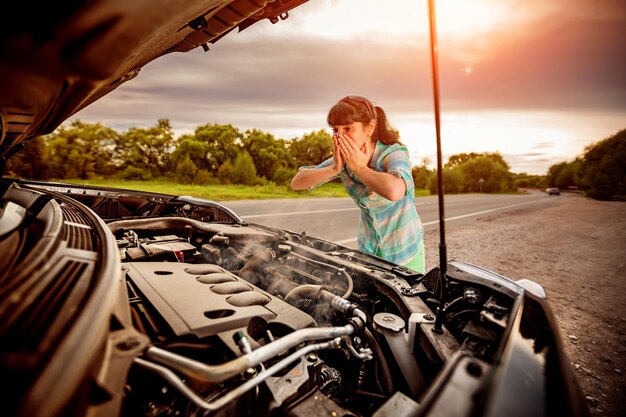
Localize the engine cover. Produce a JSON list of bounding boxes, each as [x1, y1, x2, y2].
[[124, 262, 316, 339]]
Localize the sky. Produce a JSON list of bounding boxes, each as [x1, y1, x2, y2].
[[72, 0, 626, 175]]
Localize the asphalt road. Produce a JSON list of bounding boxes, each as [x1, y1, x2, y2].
[[220, 191, 562, 248]]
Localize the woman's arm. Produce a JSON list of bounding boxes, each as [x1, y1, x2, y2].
[[351, 166, 407, 201], [290, 163, 341, 190], [291, 134, 344, 190]]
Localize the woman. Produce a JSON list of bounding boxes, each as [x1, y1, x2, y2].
[[291, 96, 425, 273]]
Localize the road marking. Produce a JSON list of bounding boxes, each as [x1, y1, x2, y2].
[[241, 207, 359, 219], [240, 201, 460, 218], [422, 199, 542, 226], [237, 195, 532, 218], [335, 199, 544, 245]]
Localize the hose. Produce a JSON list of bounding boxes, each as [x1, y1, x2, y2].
[[362, 327, 394, 395], [134, 338, 342, 412], [145, 324, 355, 385], [287, 251, 354, 299]]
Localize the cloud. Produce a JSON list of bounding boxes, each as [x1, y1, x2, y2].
[[501, 153, 556, 174], [82, 4, 624, 121], [439, 15, 626, 111], [76, 33, 434, 136], [532, 142, 555, 149], [520, 152, 548, 157]]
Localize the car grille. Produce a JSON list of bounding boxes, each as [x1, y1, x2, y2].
[[0, 261, 90, 354], [0, 198, 99, 371], [61, 204, 96, 251]]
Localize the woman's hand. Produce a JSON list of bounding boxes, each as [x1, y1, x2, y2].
[[331, 133, 345, 174], [338, 134, 370, 174]]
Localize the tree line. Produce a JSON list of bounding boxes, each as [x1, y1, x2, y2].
[[5, 118, 563, 195], [545, 128, 625, 201], [5, 119, 334, 187], [5, 118, 526, 193]]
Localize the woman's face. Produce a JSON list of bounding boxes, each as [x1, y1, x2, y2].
[[331, 121, 375, 151]]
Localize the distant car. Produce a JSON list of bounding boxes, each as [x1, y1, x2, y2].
[[547, 187, 561, 195]]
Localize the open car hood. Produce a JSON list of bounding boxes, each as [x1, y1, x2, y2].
[[0, 0, 308, 164]]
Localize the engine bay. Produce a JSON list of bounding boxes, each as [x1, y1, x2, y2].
[[109, 216, 516, 417], [1, 182, 576, 417]]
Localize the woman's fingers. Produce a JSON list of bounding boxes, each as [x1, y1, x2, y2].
[[340, 136, 357, 160], [341, 134, 361, 153], [335, 138, 343, 156], [333, 135, 345, 170], [337, 134, 369, 172]]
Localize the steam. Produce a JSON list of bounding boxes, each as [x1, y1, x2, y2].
[[215, 237, 348, 325]]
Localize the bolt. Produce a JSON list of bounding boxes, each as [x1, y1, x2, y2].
[[115, 338, 141, 352], [307, 353, 318, 362], [466, 361, 482, 377]]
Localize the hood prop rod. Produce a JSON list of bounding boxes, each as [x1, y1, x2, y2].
[[427, 0, 448, 333]]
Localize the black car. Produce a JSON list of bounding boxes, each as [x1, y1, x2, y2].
[[0, 2, 588, 417], [547, 187, 561, 196]]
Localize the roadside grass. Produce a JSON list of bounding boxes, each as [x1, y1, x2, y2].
[[59, 179, 431, 201]]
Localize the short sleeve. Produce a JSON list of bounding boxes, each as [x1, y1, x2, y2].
[[381, 146, 414, 196]]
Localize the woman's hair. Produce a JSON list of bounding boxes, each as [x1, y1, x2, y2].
[[327, 96, 402, 145]]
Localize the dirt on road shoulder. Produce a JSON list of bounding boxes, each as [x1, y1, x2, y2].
[[423, 193, 626, 417]]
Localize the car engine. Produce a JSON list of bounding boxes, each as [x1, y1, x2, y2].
[[106, 215, 514, 417]]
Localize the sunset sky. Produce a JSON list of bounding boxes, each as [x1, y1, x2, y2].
[[73, 0, 625, 175]]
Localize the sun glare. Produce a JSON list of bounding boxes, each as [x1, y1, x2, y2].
[[437, 0, 509, 39], [289, 0, 514, 40]]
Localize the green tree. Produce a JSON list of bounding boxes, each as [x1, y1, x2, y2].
[[546, 162, 568, 188], [194, 169, 216, 185], [289, 130, 333, 167], [242, 129, 288, 180], [171, 135, 210, 172], [556, 159, 582, 189], [4, 135, 48, 179], [546, 160, 582, 190], [580, 128, 626, 200], [441, 152, 514, 193], [119, 166, 151, 180], [45, 120, 119, 179], [273, 166, 297, 185], [460, 156, 515, 193], [445, 152, 482, 168], [192, 123, 241, 173], [513, 172, 547, 189], [231, 151, 258, 185], [411, 157, 434, 190], [175, 156, 197, 184], [429, 167, 464, 194], [217, 159, 235, 184], [118, 119, 174, 178]]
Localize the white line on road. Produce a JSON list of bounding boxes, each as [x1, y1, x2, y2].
[[335, 199, 544, 245], [240, 201, 435, 219], [241, 207, 359, 219]]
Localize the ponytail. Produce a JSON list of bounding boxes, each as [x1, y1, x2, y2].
[[373, 105, 402, 145]]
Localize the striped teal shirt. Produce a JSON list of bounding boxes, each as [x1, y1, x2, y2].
[[304, 141, 424, 265]]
